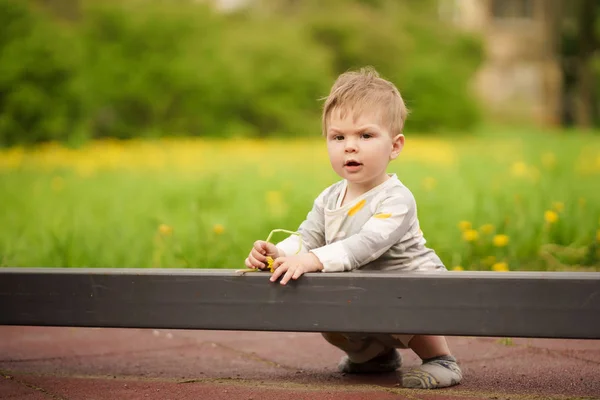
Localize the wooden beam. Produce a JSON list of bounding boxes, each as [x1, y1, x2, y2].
[[1, 268, 599, 339]]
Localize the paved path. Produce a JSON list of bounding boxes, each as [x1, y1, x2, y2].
[[0, 326, 599, 399]]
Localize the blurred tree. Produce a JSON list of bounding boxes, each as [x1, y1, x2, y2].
[[573, 0, 597, 128], [0, 0, 81, 146], [33, 0, 82, 20], [0, 0, 486, 146], [560, 0, 598, 128], [74, 0, 332, 140], [258, 0, 483, 132]]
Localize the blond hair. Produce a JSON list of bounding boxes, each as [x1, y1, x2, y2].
[[322, 67, 408, 137]]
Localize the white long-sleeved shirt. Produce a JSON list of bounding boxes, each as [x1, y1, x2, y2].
[[276, 174, 446, 273]]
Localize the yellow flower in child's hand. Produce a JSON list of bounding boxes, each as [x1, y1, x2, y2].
[[266, 256, 275, 273], [492, 234, 509, 247], [462, 229, 479, 242], [458, 221, 471, 231], [492, 262, 509, 272], [452, 266, 464, 271], [544, 210, 558, 224], [213, 224, 225, 235], [158, 224, 173, 236], [479, 224, 494, 235]]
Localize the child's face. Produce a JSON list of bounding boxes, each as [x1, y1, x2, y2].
[[326, 110, 404, 192]]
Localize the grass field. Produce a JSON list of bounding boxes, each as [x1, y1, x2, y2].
[[1, 129, 599, 271]]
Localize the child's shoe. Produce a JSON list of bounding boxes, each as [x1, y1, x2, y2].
[[401, 355, 462, 389], [338, 348, 402, 374]]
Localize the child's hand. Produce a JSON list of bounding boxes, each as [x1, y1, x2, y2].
[[270, 253, 323, 285], [245, 240, 280, 270]]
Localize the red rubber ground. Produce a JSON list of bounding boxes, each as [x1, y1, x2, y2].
[[1, 327, 598, 399]]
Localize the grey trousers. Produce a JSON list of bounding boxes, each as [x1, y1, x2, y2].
[[321, 332, 414, 363]]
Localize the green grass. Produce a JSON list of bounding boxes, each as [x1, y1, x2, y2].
[[0, 129, 599, 271]]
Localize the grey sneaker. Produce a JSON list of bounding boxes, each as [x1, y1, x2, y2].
[[338, 349, 402, 374], [401, 355, 463, 389]]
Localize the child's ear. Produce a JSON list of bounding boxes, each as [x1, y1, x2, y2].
[[390, 134, 405, 160]]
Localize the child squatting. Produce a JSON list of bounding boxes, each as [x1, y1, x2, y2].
[[244, 66, 462, 389]]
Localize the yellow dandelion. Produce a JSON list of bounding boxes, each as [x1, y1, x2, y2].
[[458, 221, 472, 231], [492, 262, 509, 272], [493, 234, 509, 247], [422, 177, 437, 191], [213, 224, 225, 235], [479, 224, 495, 235], [511, 161, 528, 177], [544, 210, 558, 224], [452, 266, 464, 271], [158, 224, 173, 236], [552, 202, 564, 213], [462, 229, 479, 242], [266, 256, 275, 273]]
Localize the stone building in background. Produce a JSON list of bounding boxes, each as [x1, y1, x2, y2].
[[448, 0, 563, 126]]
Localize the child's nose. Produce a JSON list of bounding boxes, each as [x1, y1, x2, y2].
[[344, 138, 358, 152]]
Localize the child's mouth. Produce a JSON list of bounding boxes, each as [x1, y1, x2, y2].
[[344, 161, 363, 171]]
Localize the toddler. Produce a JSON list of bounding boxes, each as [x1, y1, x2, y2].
[[244, 67, 462, 389]]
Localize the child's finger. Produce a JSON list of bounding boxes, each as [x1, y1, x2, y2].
[[270, 262, 287, 282], [248, 253, 265, 269], [253, 240, 268, 255], [251, 248, 267, 263], [280, 267, 296, 285], [265, 242, 279, 257], [292, 268, 304, 280], [244, 257, 252, 268], [271, 257, 285, 270]]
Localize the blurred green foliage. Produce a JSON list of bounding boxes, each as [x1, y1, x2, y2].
[[273, 0, 483, 131], [0, 0, 82, 145], [0, 0, 483, 146]]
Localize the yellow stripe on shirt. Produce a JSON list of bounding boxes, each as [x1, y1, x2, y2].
[[348, 199, 366, 216], [374, 213, 392, 219]]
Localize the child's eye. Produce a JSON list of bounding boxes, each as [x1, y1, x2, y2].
[[334, 135, 344, 141], [361, 133, 373, 139]]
